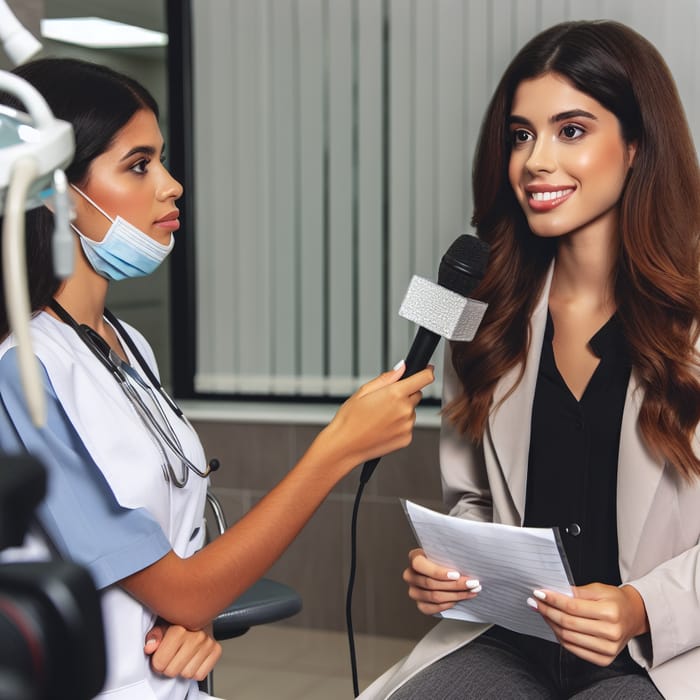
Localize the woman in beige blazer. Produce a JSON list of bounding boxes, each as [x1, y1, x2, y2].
[[360, 20, 700, 700]]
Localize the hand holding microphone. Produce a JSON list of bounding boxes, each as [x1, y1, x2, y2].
[[322, 362, 434, 473], [360, 234, 490, 482]]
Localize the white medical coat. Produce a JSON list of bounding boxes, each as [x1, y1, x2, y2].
[[0, 311, 212, 699]]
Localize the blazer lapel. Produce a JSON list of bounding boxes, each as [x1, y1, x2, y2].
[[488, 266, 552, 523]]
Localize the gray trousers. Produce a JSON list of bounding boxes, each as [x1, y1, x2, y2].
[[389, 626, 663, 700]]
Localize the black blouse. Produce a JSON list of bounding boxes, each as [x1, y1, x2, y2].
[[524, 311, 631, 586]]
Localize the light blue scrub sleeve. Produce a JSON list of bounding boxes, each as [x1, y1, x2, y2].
[[0, 348, 171, 589]]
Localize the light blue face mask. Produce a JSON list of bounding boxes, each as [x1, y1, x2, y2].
[[70, 185, 175, 281]]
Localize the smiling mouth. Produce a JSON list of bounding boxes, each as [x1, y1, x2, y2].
[[529, 189, 574, 202]]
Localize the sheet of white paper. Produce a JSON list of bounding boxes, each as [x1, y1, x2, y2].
[[403, 500, 574, 643]]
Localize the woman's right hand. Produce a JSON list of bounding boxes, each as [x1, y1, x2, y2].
[[404, 548, 481, 615], [320, 362, 434, 470]]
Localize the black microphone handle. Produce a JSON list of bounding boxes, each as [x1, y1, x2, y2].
[[359, 327, 441, 483], [403, 327, 441, 377]]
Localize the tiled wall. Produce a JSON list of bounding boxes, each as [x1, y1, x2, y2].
[[194, 419, 445, 640]]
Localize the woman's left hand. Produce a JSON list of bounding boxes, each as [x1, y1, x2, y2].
[[528, 583, 649, 667], [144, 618, 222, 681]]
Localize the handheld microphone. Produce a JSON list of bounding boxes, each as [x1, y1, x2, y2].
[[347, 233, 490, 696], [360, 234, 490, 483]]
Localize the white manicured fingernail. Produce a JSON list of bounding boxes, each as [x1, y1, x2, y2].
[[466, 579, 480, 589], [469, 585, 482, 594], [527, 597, 538, 610], [393, 359, 405, 371], [446, 571, 460, 580], [533, 589, 546, 601]]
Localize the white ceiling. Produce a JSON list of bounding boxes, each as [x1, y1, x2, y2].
[[41, 0, 168, 60], [1, 1, 168, 92], [45, 0, 166, 33]]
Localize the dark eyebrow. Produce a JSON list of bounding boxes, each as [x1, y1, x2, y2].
[[508, 109, 598, 127], [119, 145, 163, 161]]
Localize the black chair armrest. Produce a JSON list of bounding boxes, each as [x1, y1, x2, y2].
[[213, 577, 303, 640]]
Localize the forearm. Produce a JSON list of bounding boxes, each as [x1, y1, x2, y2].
[[123, 427, 354, 629], [122, 365, 433, 628]]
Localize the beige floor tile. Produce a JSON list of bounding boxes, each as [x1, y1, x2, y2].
[[213, 667, 322, 700], [211, 623, 417, 699]]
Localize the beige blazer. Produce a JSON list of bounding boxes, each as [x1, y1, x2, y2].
[[360, 268, 700, 700]]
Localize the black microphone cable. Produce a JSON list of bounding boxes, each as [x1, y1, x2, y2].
[[346, 472, 368, 697]]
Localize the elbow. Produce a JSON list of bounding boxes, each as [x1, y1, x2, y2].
[[153, 584, 220, 630], [121, 555, 221, 630], [156, 583, 230, 631], [177, 611, 213, 632], [151, 598, 216, 631]]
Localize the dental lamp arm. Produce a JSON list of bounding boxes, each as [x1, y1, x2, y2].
[[0, 67, 74, 430], [0, 3, 46, 428], [2, 155, 45, 426]]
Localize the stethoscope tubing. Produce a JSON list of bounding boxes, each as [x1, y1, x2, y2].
[[49, 299, 211, 488]]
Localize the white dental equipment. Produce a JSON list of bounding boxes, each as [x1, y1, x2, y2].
[[0, 1, 42, 65], [0, 1, 75, 427]]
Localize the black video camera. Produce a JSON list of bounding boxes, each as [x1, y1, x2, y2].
[[0, 454, 105, 700]]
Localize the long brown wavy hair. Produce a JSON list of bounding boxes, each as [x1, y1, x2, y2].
[[447, 20, 700, 480]]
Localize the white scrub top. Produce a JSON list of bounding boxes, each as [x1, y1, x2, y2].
[[0, 311, 212, 700]]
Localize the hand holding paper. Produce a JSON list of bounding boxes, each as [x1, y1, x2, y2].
[[403, 548, 484, 616], [403, 500, 574, 643], [525, 582, 649, 665]]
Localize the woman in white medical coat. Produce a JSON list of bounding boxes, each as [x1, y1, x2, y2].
[[0, 58, 433, 699]]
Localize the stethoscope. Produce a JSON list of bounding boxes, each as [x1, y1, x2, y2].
[[49, 299, 215, 488]]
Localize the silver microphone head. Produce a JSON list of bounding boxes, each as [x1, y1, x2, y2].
[[398, 275, 488, 342]]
